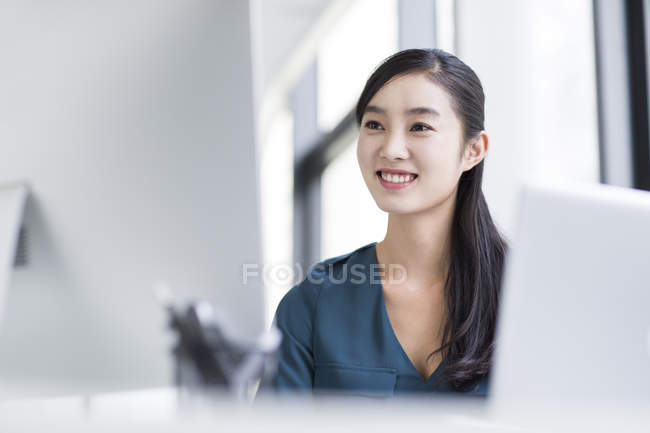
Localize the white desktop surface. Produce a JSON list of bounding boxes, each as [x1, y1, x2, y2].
[[0, 387, 648, 432]]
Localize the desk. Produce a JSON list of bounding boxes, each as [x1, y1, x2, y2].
[[0, 387, 648, 432]]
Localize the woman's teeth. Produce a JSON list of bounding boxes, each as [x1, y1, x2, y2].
[[379, 171, 417, 183]]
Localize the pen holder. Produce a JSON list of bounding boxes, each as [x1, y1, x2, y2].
[[165, 299, 282, 405]]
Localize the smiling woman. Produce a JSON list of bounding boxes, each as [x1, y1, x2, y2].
[[264, 49, 509, 397]]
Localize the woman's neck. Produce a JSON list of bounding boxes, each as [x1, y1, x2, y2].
[[376, 190, 456, 290]]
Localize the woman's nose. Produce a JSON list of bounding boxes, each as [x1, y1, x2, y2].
[[379, 132, 409, 160]]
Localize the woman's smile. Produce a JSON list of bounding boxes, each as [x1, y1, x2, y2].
[[376, 170, 419, 190]]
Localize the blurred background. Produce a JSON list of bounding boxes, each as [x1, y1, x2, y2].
[[0, 0, 648, 401], [259, 0, 649, 327]]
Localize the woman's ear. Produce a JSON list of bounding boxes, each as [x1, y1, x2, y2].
[[462, 131, 489, 172]]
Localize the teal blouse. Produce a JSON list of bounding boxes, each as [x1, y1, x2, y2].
[[270, 241, 489, 398]]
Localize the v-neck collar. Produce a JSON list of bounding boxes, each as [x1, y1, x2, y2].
[[369, 241, 445, 385]]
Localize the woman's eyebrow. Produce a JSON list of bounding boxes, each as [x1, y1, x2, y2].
[[365, 105, 440, 117], [365, 105, 387, 115]]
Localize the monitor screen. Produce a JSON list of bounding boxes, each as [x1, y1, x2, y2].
[[0, 1, 265, 399]]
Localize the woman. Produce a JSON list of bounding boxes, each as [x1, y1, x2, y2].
[[269, 48, 508, 397]]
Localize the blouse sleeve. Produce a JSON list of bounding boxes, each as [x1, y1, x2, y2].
[[269, 277, 321, 392]]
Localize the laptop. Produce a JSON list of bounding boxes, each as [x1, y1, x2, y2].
[[490, 179, 650, 410]]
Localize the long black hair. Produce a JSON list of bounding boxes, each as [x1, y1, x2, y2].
[[355, 48, 509, 392]]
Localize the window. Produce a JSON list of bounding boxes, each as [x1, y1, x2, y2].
[[321, 137, 387, 260], [317, 0, 398, 259], [317, 0, 398, 132], [259, 106, 294, 326], [457, 0, 600, 238]]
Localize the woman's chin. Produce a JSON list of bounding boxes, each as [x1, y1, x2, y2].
[[375, 200, 421, 215]]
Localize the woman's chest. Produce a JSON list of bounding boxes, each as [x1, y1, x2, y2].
[[383, 289, 445, 337], [311, 284, 446, 386], [382, 289, 445, 380]]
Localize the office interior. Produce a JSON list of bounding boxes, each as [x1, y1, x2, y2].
[[0, 0, 649, 431]]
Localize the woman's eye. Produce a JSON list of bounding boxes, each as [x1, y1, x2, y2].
[[411, 123, 432, 132], [364, 120, 383, 130]]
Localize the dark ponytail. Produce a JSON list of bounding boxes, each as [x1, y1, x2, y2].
[[355, 48, 509, 391]]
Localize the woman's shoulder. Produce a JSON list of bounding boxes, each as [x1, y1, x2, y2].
[[274, 241, 377, 319]]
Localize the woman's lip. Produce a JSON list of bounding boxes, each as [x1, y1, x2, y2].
[[376, 172, 417, 190], [377, 169, 418, 175]]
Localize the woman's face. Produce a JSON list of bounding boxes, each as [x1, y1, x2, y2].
[[357, 71, 471, 215]]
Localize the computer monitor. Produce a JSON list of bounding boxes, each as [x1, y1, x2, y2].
[[0, 2, 265, 399], [490, 179, 650, 409]]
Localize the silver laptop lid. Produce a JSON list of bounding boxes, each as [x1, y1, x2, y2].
[[491, 180, 650, 408]]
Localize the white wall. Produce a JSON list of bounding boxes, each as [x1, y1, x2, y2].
[[0, 0, 264, 397]]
